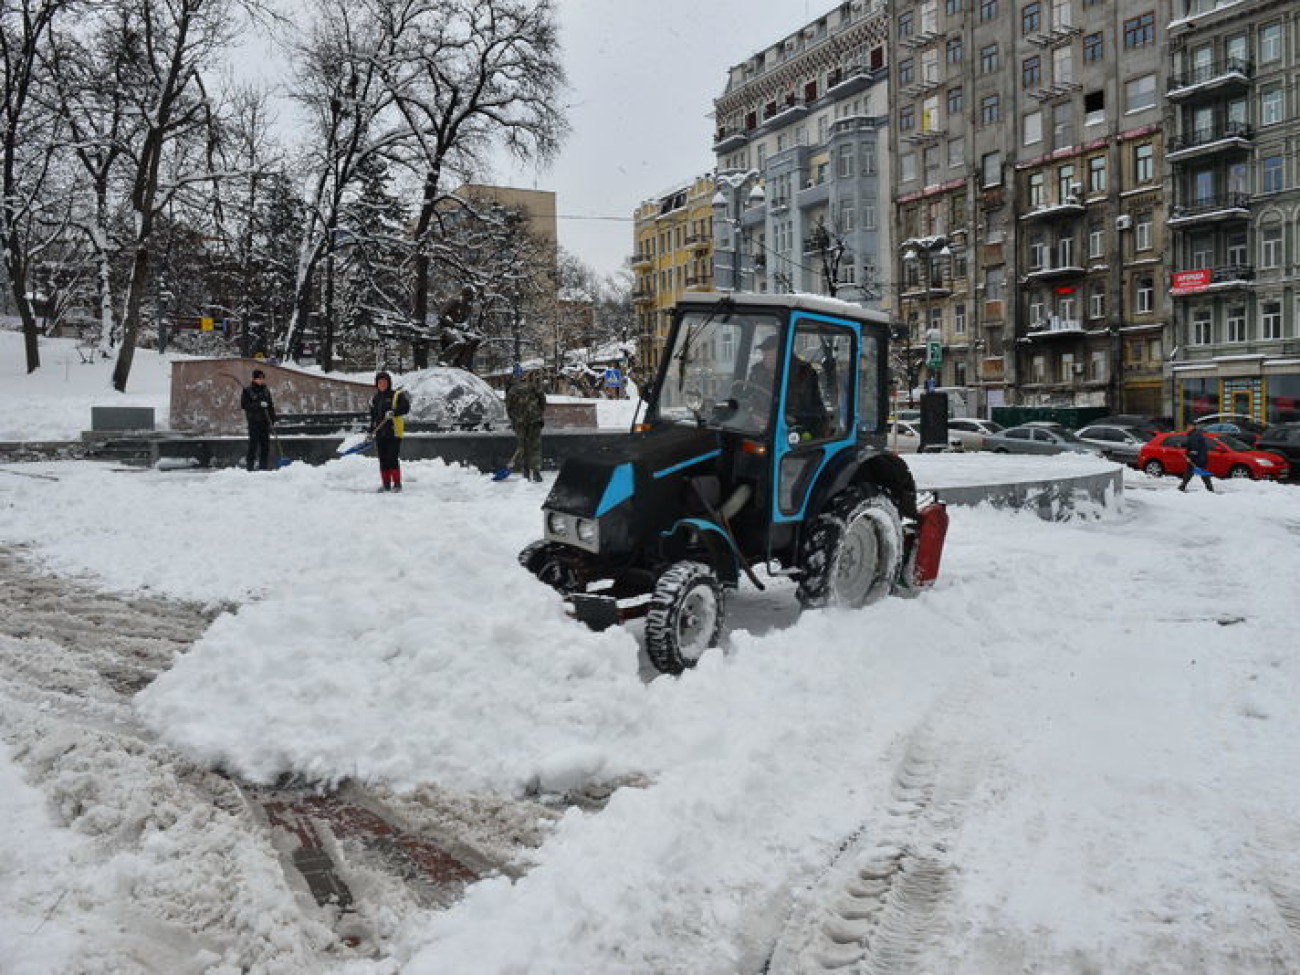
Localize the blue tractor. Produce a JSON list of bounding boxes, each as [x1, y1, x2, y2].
[[519, 293, 948, 674]]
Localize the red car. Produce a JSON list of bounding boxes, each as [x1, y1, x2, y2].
[[1137, 431, 1291, 481]]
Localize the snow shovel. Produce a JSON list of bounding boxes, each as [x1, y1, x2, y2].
[[267, 408, 293, 469], [336, 415, 391, 457]]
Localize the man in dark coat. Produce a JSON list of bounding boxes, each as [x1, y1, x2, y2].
[[501, 367, 547, 482], [240, 368, 277, 471], [745, 334, 827, 438], [370, 371, 412, 492], [1179, 425, 1215, 492]]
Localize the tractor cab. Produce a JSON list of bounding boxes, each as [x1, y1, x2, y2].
[[519, 292, 947, 674]]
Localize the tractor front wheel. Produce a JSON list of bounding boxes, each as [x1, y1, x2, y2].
[[644, 561, 725, 675], [797, 488, 903, 610]]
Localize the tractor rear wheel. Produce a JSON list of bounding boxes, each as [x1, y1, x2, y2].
[[644, 561, 725, 675], [797, 488, 903, 610]]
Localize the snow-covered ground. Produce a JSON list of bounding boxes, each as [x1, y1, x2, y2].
[[3, 326, 1300, 973]]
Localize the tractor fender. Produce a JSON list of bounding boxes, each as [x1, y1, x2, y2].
[[662, 517, 742, 585], [806, 448, 919, 521]]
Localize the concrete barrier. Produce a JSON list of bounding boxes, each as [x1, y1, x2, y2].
[[91, 406, 156, 431]]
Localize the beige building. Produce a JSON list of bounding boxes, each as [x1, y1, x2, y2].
[[631, 174, 717, 375]]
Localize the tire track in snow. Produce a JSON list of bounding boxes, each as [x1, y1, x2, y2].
[[764, 689, 985, 974]]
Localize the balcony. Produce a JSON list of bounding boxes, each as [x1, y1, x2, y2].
[[631, 251, 654, 269], [1168, 264, 1254, 297], [685, 274, 712, 289], [1167, 192, 1251, 227], [1168, 57, 1253, 99], [631, 288, 656, 306], [1019, 197, 1087, 223], [825, 64, 876, 99], [712, 127, 750, 153], [685, 233, 711, 253], [1026, 316, 1085, 337], [1023, 261, 1086, 283], [899, 282, 953, 300], [1166, 121, 1253, 161]]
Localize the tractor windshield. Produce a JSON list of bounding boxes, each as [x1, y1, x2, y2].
[[655, 310, 782, 436]]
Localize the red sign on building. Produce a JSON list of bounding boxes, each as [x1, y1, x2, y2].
[[1170, 269, 1212, 295]]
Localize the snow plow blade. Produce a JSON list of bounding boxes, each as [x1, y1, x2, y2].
[[911, 502, 948, 587]]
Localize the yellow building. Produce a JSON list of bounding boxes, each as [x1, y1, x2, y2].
[[631, 174, 717, 375]]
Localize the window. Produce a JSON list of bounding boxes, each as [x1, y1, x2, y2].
[[1134, 143, 1153, 182], [900, 58, 915, 84], [1022, 1, 1041, 32], [1261, 223, 1282, 267], [1057, 164, 1077, 201], [1051, 0, 1072, 28], [901, 152, 917, 181], [1090, 286, 1105, 319], [1124, 74, 1156, 112], [954, 304, 966, 334], [1058, 234, 1074, 266], [1135, 214, 1152, 251], [1084, 32, 1103, 62], [1135, 276, 1154, 313], [1088, 155, 1106, 192], [1085, 90, 1105, 125], [1053, 46, 1073, 85], [1191, 309, 1212, 345], [1261, 87, 1284, 126], [1262, 302, 1282, 340], [1029, 171, 1046, 206], [900, 105, 916, 131], [838, 144, 854, 178], [1227, 231, 1247, 266], [981, 94, 1000, 124], [1123, 12, 1154, 47], [979, 0, 998, 20], [981, 151, 1002, 187], [1023, 55, 1041, 87], [923, 146, 940, 171], [948, 136, 965, 167], [1089, 350, 1107, 382], [947, 0, 963, 12], [948, 86, 963, 114], [1024, 110, 1043, 144], [1226, 306, 1247, 343], [1262, 156, 1284, 193], [1030, 235, 1048, 267], [899, 10, 914, 36], [1059, 353, 1076, 383], [1052, 101, 1074, 150], [947, 37, 963, 63], [980, 44, 1000, 73], [1259, 23, 1282, 63], [1089, 225, 1104, 258], [1031, 356, 1045, 383], [986, 267, 1004, 301]]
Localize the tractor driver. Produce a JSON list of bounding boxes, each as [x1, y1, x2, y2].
[[742, 333, 827, 439]]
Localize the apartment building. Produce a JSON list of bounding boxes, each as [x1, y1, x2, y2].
[[711, 0, 893, 307], [1165, 0, 1300, 425], [631, 174, 717, 374], [888, 0, 1170, 416]]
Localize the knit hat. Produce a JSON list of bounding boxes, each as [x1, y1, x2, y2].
[[513, 364, 525, 379], [375, 371, 392, 386], [252, 369, 265, 379]]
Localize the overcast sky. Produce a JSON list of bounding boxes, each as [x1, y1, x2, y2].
[[493, 1, 829, 280]]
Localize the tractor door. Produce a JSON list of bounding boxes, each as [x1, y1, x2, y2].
[[770, 315, 860, 523]]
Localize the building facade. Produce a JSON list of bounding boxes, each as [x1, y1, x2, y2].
[[711, 1, 893, 309], [631, 174, 717, 375], [888, 0, 1172, 417], [1165, 0, 1300, 425]]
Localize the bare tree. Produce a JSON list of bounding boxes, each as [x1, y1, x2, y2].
[[0, 0, 75, 373], [379, 0, 567, 367]]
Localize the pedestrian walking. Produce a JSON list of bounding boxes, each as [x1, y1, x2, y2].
[[240, 368, 277, 471], [370, 371, 412, 492], [499, 366, 547, 482], [1179, 425, 1215, 492]]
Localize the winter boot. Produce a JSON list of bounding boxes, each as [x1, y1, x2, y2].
[[530, 469, 543, 483]]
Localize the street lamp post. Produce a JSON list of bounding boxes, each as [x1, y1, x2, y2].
[[901, 236, 952, 398], [712, 170, 765, 291]]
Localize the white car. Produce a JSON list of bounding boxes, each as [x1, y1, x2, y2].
[[946, 417, 1004, 452]]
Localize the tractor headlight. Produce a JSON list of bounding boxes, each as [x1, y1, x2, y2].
[[547, 511, 569, 536], [576, 518, 597, 543]]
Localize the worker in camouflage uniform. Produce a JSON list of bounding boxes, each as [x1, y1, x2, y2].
[[500, 367, 547, 482]]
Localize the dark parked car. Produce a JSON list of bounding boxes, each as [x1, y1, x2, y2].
[[1193, 413, 1268, 448], [1075, 423, 1153, 464], [1137, 431, 1290, 481], [1091, 414, 1174, 437], [1255, 423, 1300, 477]]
